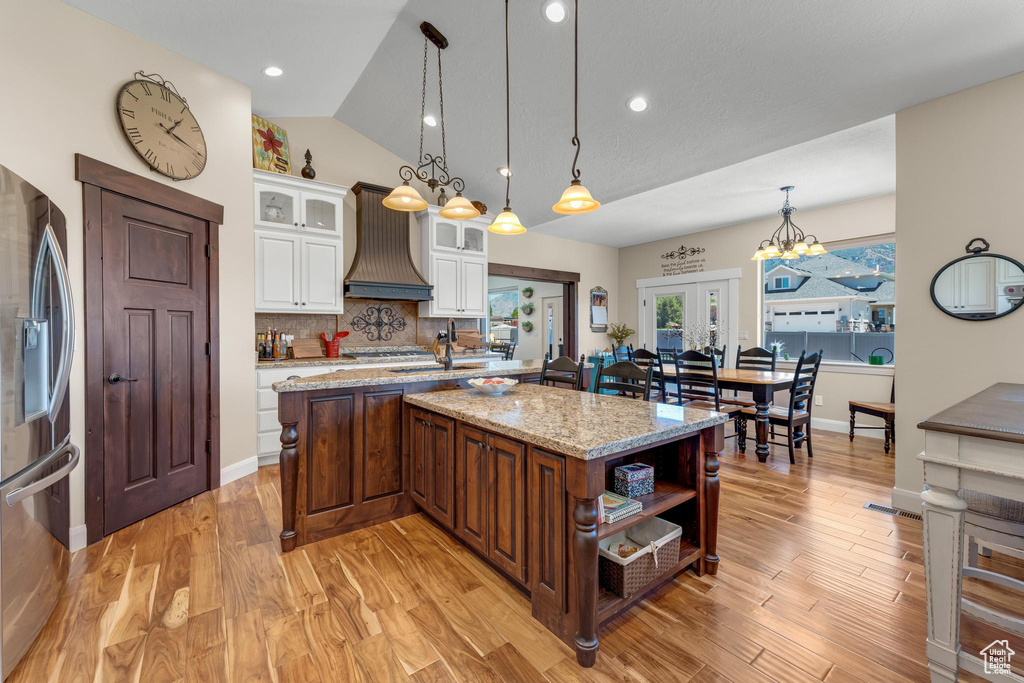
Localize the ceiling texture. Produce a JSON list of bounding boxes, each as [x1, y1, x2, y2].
[[67, 0, 1024, 246]]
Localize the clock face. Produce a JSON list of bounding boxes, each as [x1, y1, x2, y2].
[[117, 79, 207, 180]]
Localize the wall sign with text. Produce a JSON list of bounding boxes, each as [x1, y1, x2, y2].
[[660, 244, 706, 275]]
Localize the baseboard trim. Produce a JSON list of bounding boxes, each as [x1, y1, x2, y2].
[[69, 524, 88, 553], [891, 486, 922, 514], [221, 456, 258, 485], [811, 417, 885, 439], [257, 453, 279, 468]]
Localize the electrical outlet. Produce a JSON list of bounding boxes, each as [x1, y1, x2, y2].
[[739, 331, 749, 341], [815, 396, 823, 406]]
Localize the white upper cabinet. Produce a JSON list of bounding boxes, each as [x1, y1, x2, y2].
[[417, 205, 490, 318], [253, 170, 347, 314]]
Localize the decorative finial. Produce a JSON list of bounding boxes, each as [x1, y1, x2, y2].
[[301, 149, 316, 179]]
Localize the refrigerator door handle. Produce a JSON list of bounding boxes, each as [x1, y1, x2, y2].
[[31, 221, 75, 423], [5, 441, 80, 508]]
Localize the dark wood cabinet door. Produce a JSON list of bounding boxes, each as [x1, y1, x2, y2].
[[529, 448, 566, 613], [308, 395, 355, 513], [488, 434, 526, 583], [362, 390, 404, 501], [455, 425, 489, 554], [409, 409, 431, 508], [428, 415, 455, 528], [101, 193, 210, 534]]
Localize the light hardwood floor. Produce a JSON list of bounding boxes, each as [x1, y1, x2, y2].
[[10, 430, 1024, 682]]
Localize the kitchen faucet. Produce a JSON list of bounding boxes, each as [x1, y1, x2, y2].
[[435, 318, 459, 370]]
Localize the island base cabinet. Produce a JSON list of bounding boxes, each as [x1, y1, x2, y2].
[[487, 434, 526, 583], [455, 426, 490, 556], [408, 408, 454, 529]]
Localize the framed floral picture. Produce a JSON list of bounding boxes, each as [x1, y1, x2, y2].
[[251, 114, 291, 174]]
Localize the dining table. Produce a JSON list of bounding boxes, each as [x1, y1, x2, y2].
[[661, 366, 796, 462]]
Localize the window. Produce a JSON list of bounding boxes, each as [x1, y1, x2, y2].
[[763, 238, 895, 365]]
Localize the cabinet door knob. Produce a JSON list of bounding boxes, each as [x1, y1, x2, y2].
[[294, 301, 299, 306], [301, 302, 306, 306], [294, 222, 298, 226], [302, 223, 306, 227]]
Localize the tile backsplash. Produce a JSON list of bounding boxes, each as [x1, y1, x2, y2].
[[255, 300, 480, 349]]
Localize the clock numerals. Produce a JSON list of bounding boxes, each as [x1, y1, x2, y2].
[[190, 126, 200, 132], [161, 89, 173, 103], [144, 149, 158, 165], [140, 82, 152, 96], [121, 108, 135, 120], [190, 158, 204, 172], [165, 162, 175, 177], [124, 90, 139, 102], [125, 127, 143, 144]]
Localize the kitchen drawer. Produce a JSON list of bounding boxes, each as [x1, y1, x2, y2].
[[258, 410, 281, 433], [257, 388, 278, 411], [256, 366, 326, 388]]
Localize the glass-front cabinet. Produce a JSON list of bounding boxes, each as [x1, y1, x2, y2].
[[253, 173, 344, 238], [301, 190, 342, 236], [255, 183, 299, 230], [418, 206, 490, 318]]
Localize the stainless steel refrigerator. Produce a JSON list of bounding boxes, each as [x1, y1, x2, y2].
[[0, 163, 78, 679]]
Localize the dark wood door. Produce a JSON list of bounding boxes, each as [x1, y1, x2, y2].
[[428, 415, 455, 528], [101, 192, 211, 534], [529, 448, 566, 612], [487, 434, 526, 582], [456, 425, 489, 554]]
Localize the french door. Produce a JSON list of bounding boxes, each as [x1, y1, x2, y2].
[[639, 279, 729, 353]]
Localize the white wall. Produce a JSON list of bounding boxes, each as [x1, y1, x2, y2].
[[893, 70, 1024, 508], [0, 0, 255, 535]]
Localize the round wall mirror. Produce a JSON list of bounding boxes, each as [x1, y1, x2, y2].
[[930, 239, 1024, 320]]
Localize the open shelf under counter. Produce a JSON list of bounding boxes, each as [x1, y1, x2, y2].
[[597, 538, 703, 624], [597, 480, 697, 540]]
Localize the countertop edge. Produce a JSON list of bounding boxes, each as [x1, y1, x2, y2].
[[272, 361, 544, 393]]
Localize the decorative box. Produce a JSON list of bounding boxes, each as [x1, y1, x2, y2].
[[613, 463, 654, 498]]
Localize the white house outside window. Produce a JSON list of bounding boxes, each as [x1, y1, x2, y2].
[[762, 238, 895, 365]]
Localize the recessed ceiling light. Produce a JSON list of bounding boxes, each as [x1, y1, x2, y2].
[[423, 115, 437, 127], [542, 0, 567, 23], [263, 66, 283, 77], [627, 96, 649, 112], [497, 167, 512, 178]]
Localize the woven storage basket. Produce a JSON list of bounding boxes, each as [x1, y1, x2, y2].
[[599, 517, 682, 598]]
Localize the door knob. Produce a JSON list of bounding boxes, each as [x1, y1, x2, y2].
[[107, 373, 138, 384]]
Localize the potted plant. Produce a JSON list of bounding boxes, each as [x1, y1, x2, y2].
[[521, 321, 534, 333], [511, 307, 519, 327], [769, 340, 785, 359], [607, 322, 635, 349], [520, 302, 535, 316], [522, 286, 534, 298]]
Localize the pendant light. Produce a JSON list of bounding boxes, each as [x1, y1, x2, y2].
[[552, 0, 600, 215], [751, 186, 827, 261], [384, 22, 480, 219], [489, 0, 527, 235]]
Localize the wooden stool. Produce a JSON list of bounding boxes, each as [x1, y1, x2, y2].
[[849, 381, 895, 454]]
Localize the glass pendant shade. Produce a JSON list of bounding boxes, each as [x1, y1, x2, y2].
[[762, 244, 781, 258], [439, 193, 481, 220], [808, 242, 827, 256], [792, 241, 809, 254], [552, 180, 600, 214], [780, 251, 799, 260], [382, 182, 428, 211], [488, 208, 527, 235], [751, 249, 765, 261]]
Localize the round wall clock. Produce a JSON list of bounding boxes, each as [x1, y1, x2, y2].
[[116, 72, 207, 181]]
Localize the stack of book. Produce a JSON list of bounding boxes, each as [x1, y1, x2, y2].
[[598, 491, 643, 525]]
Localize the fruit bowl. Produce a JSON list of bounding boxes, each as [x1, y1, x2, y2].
[[468, 377, 518, 396]]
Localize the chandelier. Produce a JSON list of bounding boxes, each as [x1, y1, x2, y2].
[[552, 0, 600, 215], [751, 186, 827, 261], [382, 22, 480, 220]]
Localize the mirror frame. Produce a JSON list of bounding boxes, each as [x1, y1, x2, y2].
[[589, 286, 608, 332], [929, 238, 1024, 321]]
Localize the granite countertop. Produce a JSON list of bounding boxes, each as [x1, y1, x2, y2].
[[272, 359, 546, 393], [257, 348, 498, 369], [404, 383, 728, 460]]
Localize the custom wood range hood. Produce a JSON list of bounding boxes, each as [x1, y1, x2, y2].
[[344, 182, 433, 301]]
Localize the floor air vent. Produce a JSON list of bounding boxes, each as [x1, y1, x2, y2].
[[864, 502, 923, 521]]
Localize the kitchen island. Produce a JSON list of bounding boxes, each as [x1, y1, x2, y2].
[[273, 360, 548, 552], [404, 383, 726, 666]]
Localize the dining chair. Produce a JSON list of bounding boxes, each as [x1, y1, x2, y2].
[[737, 349, 823, 463], [592, 360, 654, 400], [631, 348, 665, 402], [668, 350, 742, 417], [849, 380, 896, 454], [701, 345, 727, 369], [613, 344, 634, 362], [729, 345, 778, 407], [539, 354, 586, 391], [499, 342, 516, 360]]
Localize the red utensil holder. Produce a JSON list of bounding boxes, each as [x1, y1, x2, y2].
[[324, 340, 341, 357]]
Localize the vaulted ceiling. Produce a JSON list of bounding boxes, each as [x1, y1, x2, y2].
[[67, 0, 1024, 246]]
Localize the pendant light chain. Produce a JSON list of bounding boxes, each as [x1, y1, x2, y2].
[[571, 0, 581, 180], [418, 37, 428, 162], [504, 0, 512, 209], [437, 45, 448, 172]]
